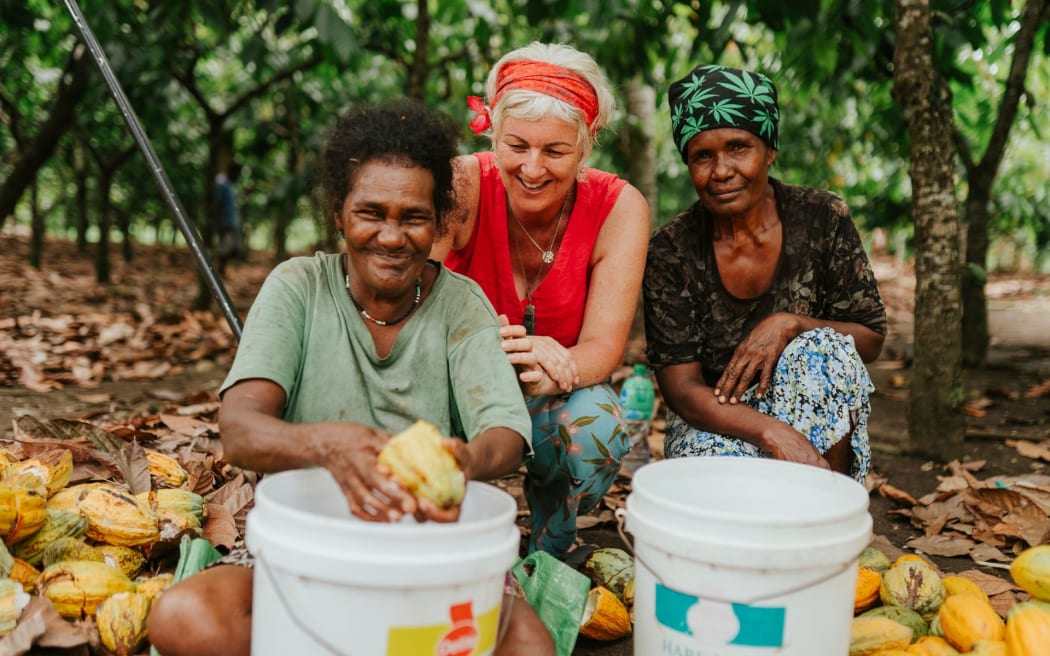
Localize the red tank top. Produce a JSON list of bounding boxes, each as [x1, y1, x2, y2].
[[445, 152, 626, 347]]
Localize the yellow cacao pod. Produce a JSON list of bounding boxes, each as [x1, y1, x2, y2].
[[45, 482, 102, 514], [2, 459, 48, 490], [905, 635, 959, 655], [136, 489, 206, 540], [0, 484, 17, 539], [36, 449, 74, 497], [134, 572, 174, 600], [579, 585, 632, 641], [2, 483, 48, 545], [38, 559, 136, 618], [96, 591, 152, 656], [97, 545, 147, 579], [860, 547, 893, 574], [40, 536, 105, 569], [940, 575, 990, 604], [856, 566, 884, 614], [871, 651, 912, 656], [136, 489, 206, 521], [0, 578, 29, 635], [937, 593, 1004, 651], [623, 578, 634, 608], [377, 420, 465, 509], [880, 561, 946, 620], [967, 640, 1007, 656], [78, 484, 159, 547], [0, 538, 12, 579], [10, 509, 88, 565], [1004, 600, 1050, 656], [850, 616, 913, 656], [860, 605, 929, 639], [145, 450, 189, 488], [9, 557, 40, 593], [893, 554, 932, 569], [1010, 545, 1050, 602]]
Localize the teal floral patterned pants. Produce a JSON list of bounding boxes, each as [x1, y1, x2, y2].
[[524, 383, 630, 558], [664, 328, 874, 482]]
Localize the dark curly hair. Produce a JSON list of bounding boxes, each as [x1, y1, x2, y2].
[[321, 100, 459, 235]]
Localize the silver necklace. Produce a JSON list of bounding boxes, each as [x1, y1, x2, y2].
[[345, 274, 421, 327], [509, 192, 570, 264]]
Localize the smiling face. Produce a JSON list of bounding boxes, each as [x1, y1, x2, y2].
[[685, 127, 777, 219], [336, 158, 436, 300], [494, 115, 584, 219]]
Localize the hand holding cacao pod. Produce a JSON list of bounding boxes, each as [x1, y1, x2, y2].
[[377, 420, 466, 511]]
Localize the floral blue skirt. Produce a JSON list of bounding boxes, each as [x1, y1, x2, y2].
[[663, 328, 873, 482]]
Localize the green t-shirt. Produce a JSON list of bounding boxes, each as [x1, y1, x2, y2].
[[221, 252, 532, 450]]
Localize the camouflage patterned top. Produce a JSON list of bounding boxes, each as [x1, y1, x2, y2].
[[643, 178, 887, 387]]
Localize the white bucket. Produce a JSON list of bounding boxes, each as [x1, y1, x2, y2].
[[246, 468, 519, 656], [623, 457, 872, 656]]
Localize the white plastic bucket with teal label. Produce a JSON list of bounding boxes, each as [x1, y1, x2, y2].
[[246, 468, 519, 656], [623, 457, 872, 655]]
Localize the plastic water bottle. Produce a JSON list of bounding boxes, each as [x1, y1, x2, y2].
[[619, 363, 656, 473]]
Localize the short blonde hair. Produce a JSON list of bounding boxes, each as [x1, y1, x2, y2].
[[485, 42, 616, 157]]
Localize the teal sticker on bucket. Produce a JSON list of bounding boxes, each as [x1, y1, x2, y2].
[[654, 583, 785, 648]]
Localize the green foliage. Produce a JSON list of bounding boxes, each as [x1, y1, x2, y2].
[[1, 0, 1046, 270]]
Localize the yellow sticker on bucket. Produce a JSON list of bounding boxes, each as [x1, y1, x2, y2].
[[385, 601, 499, 656]]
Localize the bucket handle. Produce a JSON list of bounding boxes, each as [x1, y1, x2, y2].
[[256, 548, 352, 656], [614, 508, 857, 607]]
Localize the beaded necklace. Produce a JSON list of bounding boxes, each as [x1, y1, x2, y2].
[[345, 274, 421, 327]]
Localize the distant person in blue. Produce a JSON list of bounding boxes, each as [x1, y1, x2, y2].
[[215, 162, 245, 272]]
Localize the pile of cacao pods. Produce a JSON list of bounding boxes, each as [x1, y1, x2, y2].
[[850, 545, 1050, 655], [0, 446, 206, 655], [576, 546, 635, 642]]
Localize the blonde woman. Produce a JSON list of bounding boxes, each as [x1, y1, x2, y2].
[[432, 42, 651, 558]]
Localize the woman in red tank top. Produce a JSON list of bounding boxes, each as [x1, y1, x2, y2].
[[432, 42, 651, 560]]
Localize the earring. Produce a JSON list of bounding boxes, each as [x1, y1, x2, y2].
[[576, 168, 586, 182]]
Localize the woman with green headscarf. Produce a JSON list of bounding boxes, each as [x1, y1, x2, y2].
[[643, 64, 887, 481]]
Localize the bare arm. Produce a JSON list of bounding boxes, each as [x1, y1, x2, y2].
[[656, 362, 829, 470], [430, 154, 480, 262], [567, 183, 651, 387], [220, 378, 418, 521]]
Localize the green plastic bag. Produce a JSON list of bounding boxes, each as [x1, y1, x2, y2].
[[512, 551, 590, 656]]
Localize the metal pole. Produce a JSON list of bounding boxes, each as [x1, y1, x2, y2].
[[62, 0, 243, 340]]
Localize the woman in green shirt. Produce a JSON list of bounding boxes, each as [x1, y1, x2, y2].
[[148, 101, 552, 656]]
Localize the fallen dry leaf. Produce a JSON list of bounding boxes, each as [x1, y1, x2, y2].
[[906, 534, 977, 557], [878, 482, 920, 506]]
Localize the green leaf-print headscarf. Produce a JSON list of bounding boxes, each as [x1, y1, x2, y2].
[[668, 64, 780, 162]]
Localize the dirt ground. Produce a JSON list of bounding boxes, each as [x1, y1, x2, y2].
[[3, 236, 1050, 655]]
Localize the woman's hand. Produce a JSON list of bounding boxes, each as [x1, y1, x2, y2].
[[498, 315, 577, 395], [715, 313, 801, 404], [761, 422, 831, 471], [314, 424, 418, 522]]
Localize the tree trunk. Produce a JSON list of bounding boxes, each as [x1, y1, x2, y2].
[[892, 0, 966, 460], [961, 189, 991, 366], [30, 178, 43, 270], [406, 0, 430, 100], [95, 172, 113, 284], [0, 45, 92, 230], [621, 75, 658, 220], [75, 145, 89, 254], [958, 0, 1046, 366]]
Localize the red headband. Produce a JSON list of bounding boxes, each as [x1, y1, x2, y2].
[[467, 60, 600, 135]]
